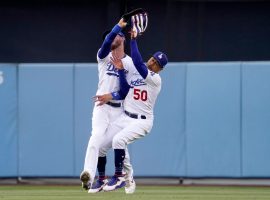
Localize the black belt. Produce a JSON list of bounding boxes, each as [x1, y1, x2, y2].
[[106, 101, 121, 108], [124, 110, 146, 119]]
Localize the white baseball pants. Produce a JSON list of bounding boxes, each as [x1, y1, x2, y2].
[[99, 111, 153, 175], [83, 103, 133, 183]]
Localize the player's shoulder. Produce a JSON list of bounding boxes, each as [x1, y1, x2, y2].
[[122, 54, 132, 62], [122, 54, 136, 71], [146, 70, 161, 86], [124, 54, 131, 59], [149, 70, 161, 79]]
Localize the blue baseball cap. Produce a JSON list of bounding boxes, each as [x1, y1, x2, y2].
[[152, 51, 168, 68]]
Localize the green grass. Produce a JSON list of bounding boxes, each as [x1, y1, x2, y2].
[[0, 185, 270, 200]]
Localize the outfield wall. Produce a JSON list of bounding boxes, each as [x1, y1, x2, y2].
[[1, 62, 270, 178]]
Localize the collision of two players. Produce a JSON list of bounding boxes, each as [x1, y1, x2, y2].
[[80, 8, 168, 194]]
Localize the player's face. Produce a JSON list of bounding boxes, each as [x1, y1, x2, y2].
[[146, 57, 162, 73], [111, 35, 125, 50]]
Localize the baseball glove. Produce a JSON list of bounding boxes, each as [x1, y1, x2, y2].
[[131, 12, 148, 38], [122, 8, 145, 23]]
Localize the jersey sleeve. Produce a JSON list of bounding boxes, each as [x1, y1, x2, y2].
[[145, 70, 161, 87], [97, 49, 110, 64], [130, 39, 148, 79]]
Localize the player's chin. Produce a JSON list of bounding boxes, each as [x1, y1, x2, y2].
[[111, 44, 117, 50], [111, 45, 116, 50], [111, 42, 120, 50], [147, 65, 153, 71]]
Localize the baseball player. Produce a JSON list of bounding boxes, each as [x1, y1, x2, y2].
[[80, 18, 136, 193], [95, 30, 168, 192]]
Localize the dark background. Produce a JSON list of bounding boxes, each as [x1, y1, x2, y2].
[[0, 0, 269, 62]]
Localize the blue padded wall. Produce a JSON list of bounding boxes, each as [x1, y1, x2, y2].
[[18, 64, 74, 176], [0, 64, 18, 177], [186, 62, 241, 177], [242, 62, 270, 177], [74, 64, 98, 175], [1, 62, 270, 178]]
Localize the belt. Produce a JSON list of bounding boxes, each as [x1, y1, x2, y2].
[[106, 101, 121, 108], [124, 110, 146, 119]]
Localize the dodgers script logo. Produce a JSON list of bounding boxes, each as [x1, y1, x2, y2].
[[106, 63, 128, 77], [106, 63, 119, 77], [131, 78, 146, 86]]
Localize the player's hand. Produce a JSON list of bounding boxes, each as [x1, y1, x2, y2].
[[93, 94, 113, 106], [129, 30, 137, 39], [118, 18, 127, 28], [110, 53, 124, 70]]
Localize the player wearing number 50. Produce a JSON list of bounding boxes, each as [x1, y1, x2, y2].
[[96, 30, 168, 192]]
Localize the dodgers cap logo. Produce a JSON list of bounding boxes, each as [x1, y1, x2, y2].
[[153, 51, 168, 68]]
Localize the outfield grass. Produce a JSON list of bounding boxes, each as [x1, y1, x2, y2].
[[0, 185, 270, 200]]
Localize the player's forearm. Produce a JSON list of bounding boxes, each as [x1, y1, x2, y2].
[[118, 69, 130, 98], [130, 39, 148, 79], [111, 69, 130, 100], [98, 25, 122, 59]]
